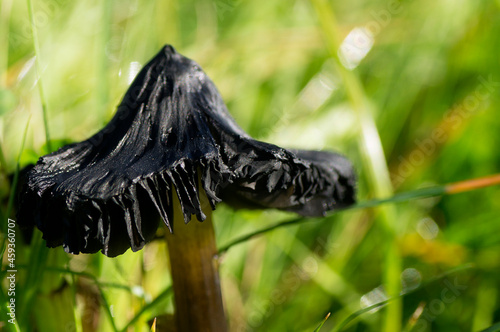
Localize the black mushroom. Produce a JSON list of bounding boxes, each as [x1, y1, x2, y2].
[[17, 45, 356, 331]]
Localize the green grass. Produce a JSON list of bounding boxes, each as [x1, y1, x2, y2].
[[2, 0, 500, 331]]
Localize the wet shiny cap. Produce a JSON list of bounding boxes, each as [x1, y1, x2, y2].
[[18, 45, 356, 257]]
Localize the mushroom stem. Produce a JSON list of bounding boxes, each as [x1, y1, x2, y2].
[[165, 191, 227, 332]]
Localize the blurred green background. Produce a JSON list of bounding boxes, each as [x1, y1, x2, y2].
[[1, 0, 500, 331]]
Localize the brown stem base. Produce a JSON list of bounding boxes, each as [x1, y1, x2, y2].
[[165, 193, 227, 332]]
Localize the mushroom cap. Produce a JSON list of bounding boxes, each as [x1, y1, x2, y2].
[[18, 45, 356, 257]]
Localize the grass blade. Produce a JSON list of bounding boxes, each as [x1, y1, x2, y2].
[[313, 312, 331, 332], [5, 117, 30, 218], [150, 318, 157, 332], [219, 174, 500, 254], [480, 323, 500, 332], [36, 266, 121, 332], [308, 0, 402, 329], [27, 0, 51, 152], [120, 286, 173, 332]]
